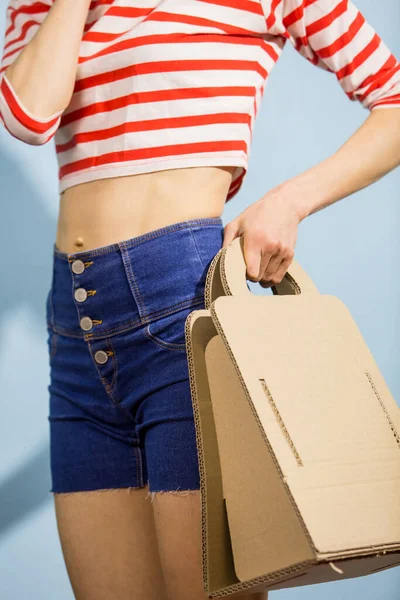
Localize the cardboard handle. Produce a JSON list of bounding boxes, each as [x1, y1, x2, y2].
[[205, 236, 319, 308]]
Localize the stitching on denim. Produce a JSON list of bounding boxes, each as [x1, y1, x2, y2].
[[48, 297, 204, 340], [189, 223, 206, 270], [50, 330, 58, 360], [51, 315, 143, 339], [87, 337, 139, 424], [107, 337, 118, 391], [144, 324, 187, 351], [141, 295, 205, 325], [135, 446, 139, 486], [86, 337, 118, 407], [114, 392, 137, 424], [135, 446, 139, 487], [119, 245, 147, 319], [119, 219, 223, 251], [46, 324, 82, 339], [143, 297, 205, 350], [136, 446, 144, 487], [53, 218, 223, 261], [102, 378, 120, 406], [49, 277, 55, 330], [54, 328, 84, 339], [84, 321, 141, 339]]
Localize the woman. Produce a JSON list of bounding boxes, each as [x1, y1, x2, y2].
[[1, 0, 399, 598]]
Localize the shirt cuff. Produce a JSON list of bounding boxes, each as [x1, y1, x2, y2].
[[369, 94, 400, 110], [0, 73, 63, 144]]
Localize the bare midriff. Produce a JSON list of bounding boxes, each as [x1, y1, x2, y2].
[[55, 165, 236, 254]]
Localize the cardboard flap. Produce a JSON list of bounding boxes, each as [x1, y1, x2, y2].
[[208, 292, 400, 553], [210, 294, 400, 468], [286, 460, 400, 553]]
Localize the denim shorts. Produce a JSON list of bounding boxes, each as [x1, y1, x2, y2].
[[45, 216, 224, 494]]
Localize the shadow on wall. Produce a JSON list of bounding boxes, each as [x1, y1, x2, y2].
[[0, 146, 56, 536]]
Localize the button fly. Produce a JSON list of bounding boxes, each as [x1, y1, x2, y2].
[[94, 350, 109, 365], [74, 288, 88, 302], [80, 316, 93, 331], [71, 259, 85, 274]]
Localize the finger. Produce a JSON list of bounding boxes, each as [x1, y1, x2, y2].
[[222, 220, 241, 248], [260, 251, 283, 283], [243, 234, 263, 282], [257, 237, 282, 282], [260, 254, 293, 288], [274, 255, 293, 283], [261, 242, 293, 283]]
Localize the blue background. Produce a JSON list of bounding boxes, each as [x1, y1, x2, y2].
[[0, 1, 399, 598]]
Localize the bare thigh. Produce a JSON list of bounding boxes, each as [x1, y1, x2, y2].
[[151, 490, 268, 600], [53, 485, 167, 600]]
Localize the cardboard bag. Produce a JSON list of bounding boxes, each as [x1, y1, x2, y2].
[[184, 236, 400, 598]]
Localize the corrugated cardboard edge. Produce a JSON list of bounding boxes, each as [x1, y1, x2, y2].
[[218, 236, 320, 299], [204, 244, 227, 310], [185, 310, 317, 598]]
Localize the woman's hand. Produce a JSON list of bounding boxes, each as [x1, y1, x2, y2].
[[222, 183, 304, 288], [221, 107, 400, 289], [222, 106, 400, 288]]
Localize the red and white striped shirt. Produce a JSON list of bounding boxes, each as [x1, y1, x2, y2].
[[1, 0, 400, 201]]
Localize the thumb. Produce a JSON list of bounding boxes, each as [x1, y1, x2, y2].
[[222, 220, 241, 248]]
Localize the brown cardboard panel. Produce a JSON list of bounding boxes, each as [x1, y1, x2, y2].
[[286, 462, 400, 552], [185, 311, 240, 593], [204, 334, 315, 582], [185, 237, 400, 597], [211, 294, 400, 470], [208, 294, 400, 554], [187, 310, 320, 598]]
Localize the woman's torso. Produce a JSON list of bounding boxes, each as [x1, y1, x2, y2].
[[55, 165, 234, 253], [54, 0, 276, 254]]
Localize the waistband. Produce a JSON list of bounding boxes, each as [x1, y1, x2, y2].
[[53, 217, 223, 260], [47, 217, 224, 339]]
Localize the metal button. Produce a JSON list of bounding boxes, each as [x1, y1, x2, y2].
[[94, 350, 109, 365], [71, 259, 85, 274], [74, 288, 88, 302], [80, 316, 93, 331]]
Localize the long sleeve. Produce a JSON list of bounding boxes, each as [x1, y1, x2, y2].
[[265, 0, 400, 111], [0, 1, 63, 145]]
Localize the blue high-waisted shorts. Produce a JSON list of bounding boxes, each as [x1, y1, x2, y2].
[[46, 217, 224, 493]]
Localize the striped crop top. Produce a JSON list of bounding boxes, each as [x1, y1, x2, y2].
[[1, 0, 400, 202]]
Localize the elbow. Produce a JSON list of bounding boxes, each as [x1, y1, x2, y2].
[[0, 74, 62, 146], [0, 113, 60, 145]]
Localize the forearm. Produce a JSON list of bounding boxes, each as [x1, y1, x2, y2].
[[4, 0, 92, 118], [284, 108, 400, 222]]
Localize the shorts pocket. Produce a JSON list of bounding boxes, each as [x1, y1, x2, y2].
[[144, 300, 204, 351]]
